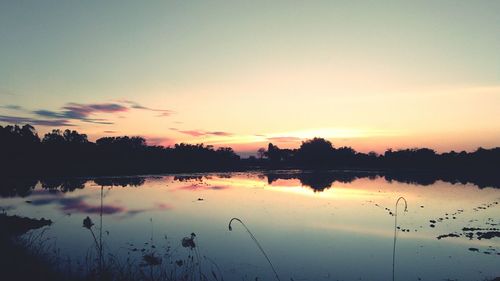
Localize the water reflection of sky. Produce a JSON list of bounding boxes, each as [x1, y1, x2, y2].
[[1, 172, 499, 281]]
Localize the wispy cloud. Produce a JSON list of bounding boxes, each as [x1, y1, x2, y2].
[[176, 184, 230, 191], [267, 136, 302, 142], [0, 105, 23, 110], [178, 130, 206, 137], [0, 100, 174, 127], [170, 128, 233, 137], [64, 102, 128, 116], [209, 131, 233, 136], [0, 89, 18, 96], [121, 100, 174, 117], [33, 102, 127, 124], [0, 115, 74, 126]]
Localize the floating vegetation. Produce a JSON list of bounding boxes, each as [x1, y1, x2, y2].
[[437, 233, 460, 240], [436, 226, 500, 241]]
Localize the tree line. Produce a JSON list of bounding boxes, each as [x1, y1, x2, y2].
[[1, 124, 499, 177], [0, 124, 240, 176], [245, 137, 500, 173]]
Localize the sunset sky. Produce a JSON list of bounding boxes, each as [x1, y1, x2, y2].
[[1, 1, 499, 156]]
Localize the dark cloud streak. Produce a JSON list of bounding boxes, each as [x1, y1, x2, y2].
[[267, 136, 302, 142], [1, 105, 23, 110], [1, 100, 174, 127], [0, 115, 74, 126], [170, 128, 233, 137], [121, 100, 174, 117], [33, 103, 127, 124]]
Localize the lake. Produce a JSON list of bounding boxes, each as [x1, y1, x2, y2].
[[1, 171, 499, 281]]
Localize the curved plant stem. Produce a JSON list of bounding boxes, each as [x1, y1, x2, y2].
[[228, 218, 281, 281], [392, 196, 408, 281], [99, 186, 103, 273], [88, 227, 100, 259]]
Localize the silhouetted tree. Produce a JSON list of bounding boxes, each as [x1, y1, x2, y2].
[[0, 124, 499, 188], [42, 129, 65, 145], [257, 147, 266, 159], [266, 143, 281, 164], [296, 138, 334, 167], [63, 129, 89, 144]]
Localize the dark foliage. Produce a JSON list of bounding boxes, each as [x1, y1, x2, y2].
[[0, 214, 52, 237], [0, 124, 240, 177], [0, 124, 499, 189], [258, 138, 499, 174]]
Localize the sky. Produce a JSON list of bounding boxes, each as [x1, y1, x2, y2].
[[1, 0, 499, 156]]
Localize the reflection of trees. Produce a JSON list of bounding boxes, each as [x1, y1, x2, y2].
[[266, 171, 372, 192], [39, 178, 86, 192], [385, 171, 500, 189], [298, 174, 334, 192], [93, 177, 145, 187], [173, 175, 204, 182], [266, 170, 500, 192], [60, 179, 87, 192], [384, 173, 437, 186], [0, 178, 38, 197]]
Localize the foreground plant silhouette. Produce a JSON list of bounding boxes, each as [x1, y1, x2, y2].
[[83, 216, 104, 275], [392, 197, 408, 281], [228, 218, 281, 281]]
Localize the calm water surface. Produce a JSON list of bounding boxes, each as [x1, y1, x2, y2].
[[1, 171, 499, 281]]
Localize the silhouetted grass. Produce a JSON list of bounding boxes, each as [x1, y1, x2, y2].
[[392, 196, 408, 281], [78, 224, 224, 281], [228, 218, 281, 281], [0, 215, 225, 281]]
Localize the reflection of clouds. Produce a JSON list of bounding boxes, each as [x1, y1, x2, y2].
[[176, 184, 230, 191], [210, 186, 228, 190], [156, 202, 172, 210], [30, 189, 61, 196], [311, 222, 496, 247], [115, 202, 173, 220], [63, 197, 123, 214], [28, 195, 173, 216], [30, 196, 124, 215], [124, 210, 145, 216], [269, 179, 302, 187]]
